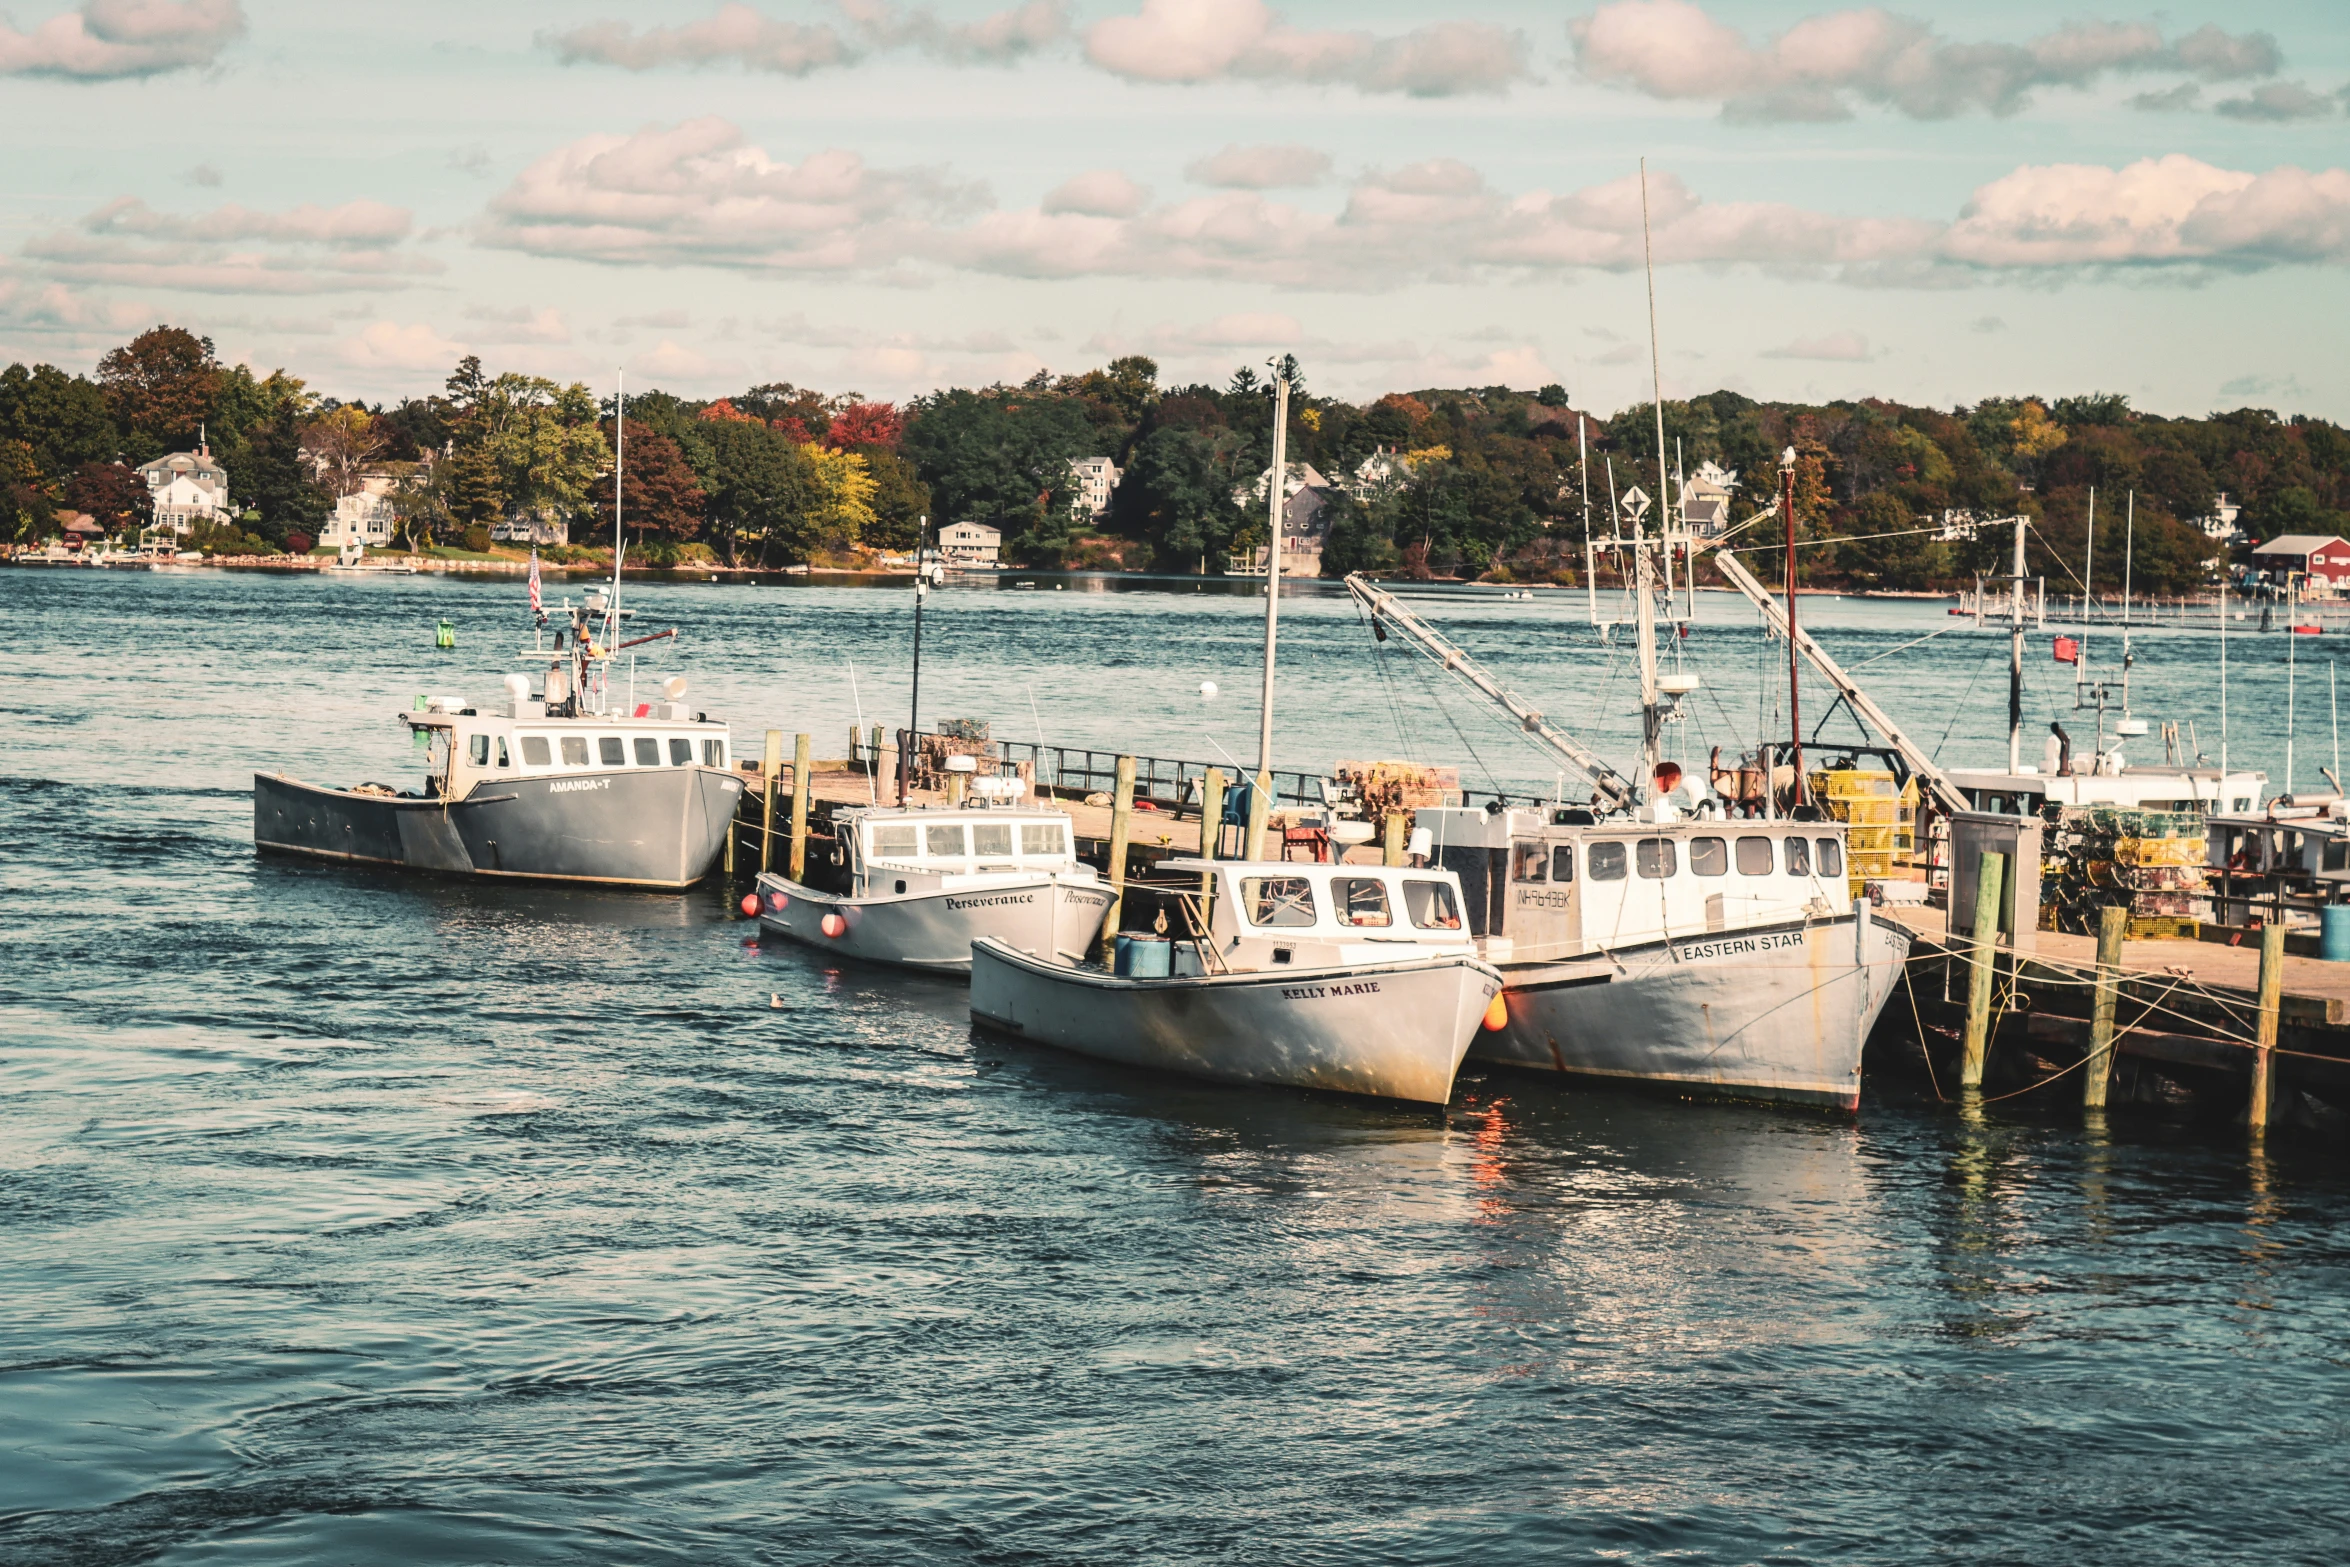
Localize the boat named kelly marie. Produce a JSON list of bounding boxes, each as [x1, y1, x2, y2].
[[969, 859, 1505, 1105], [754, 803, 1111, 972]]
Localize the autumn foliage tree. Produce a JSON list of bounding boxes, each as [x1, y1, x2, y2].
[[97, 326, 223, 459], [596, 426, 707, 546]]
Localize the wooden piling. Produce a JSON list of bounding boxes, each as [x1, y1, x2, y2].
[[1383, 811, 1406, 868], [759, 729, 783, 874], [1099, 755, 1137, 960], [1199, 768, 1224, 865], [2250, 921, 2285, 1134], [2084, 904, 2126, 1111], [1244, 769, 1271, 863], [1960, 851, 2007, 1089], [790, 732, 811, 883]]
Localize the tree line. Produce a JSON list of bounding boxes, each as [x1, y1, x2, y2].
[[5, 324, 2345, 592]]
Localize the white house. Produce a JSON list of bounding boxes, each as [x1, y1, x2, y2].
[[1234, 460, 1330, 512], [1679, 462, 1741, 536], [2195, 492, 2243, 541], [1068, 457, 1122, 522], [491, 512, 568, 546], [318, 471, 400, 549], [137, 444, 231, 534], [940, 521, 1002, 566], [1344, 448, 1415, 499]]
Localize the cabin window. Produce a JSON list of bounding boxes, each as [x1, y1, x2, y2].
[[1021, 823, 1066, 856], [927, 823, 969, 858], [1403, 880, 1464, 930], [702, 739, 726, 768], [1817, 838, 1844, 877], [870, 825, 918, 859], [1636, 838, 1678, 879], [560, 736, 590, 767], [599, 736, 626, 767], [1336, 877, 1393, 927], [1785, 836, 1812, 876], [1736, 836, 1774, 875], [1511, 843, 1548, 882], [1588, 842, 1628, 881], [669, 738, 693, 766], [634, 738, 660, 766], [496, 738, 510, 768], [468, 734, 489, 766], [1690, 836, 1728, 876], [521, 736, 552, 768], [971, 822, 1014, 858], [1550, 846, 1576, 882], [1241, 876, 1318, 927]]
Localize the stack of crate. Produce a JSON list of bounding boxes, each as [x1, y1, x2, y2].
[[1809, 768, 1901, 898], [2037, 805, 2209, 934]]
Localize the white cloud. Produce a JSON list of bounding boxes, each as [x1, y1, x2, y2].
[[341, 320, 468, 372], [1570, 1, 2283, 121], [1185, 143, 1330, 189], [478, 125, 2350, 291], [1762, 331, 1872, 360], [23, 195, 436, 295], [2215, 82, 2338, 122], [479, 117, 981, 271], [1085, 0, 1528, 97], [463, 304, 571, 344], [545, 0, 1067, 74], [0, 0, 244, 80], [1042, 169, 1147, 218], [1945, 156, 2350, 268]]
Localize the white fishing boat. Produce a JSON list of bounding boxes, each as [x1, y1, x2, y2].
[[754, 804, 1110, 972], [970, 859, 1503, 1105]]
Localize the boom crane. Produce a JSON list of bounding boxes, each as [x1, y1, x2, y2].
[[1700, 523, 1970, 817], [1344, 573, 1639, 813]]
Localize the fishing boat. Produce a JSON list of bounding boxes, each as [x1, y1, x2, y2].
[[254, 374, 742, 888], [969, 859, 1503, 1104], [754, 803, 1110, 972]]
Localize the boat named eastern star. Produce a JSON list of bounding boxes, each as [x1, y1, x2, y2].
[[755, 804, 1111, 972], [970, 858, 1504, 1105]]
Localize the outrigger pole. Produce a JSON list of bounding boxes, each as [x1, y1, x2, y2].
[[1344, 573, 1638, 813]]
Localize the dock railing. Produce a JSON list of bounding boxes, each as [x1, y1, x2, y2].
[[851, 729, 1332, 815]]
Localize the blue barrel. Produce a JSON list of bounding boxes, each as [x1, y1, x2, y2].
[[1113, 934, 1172, 978], [2322, 905, 2350, 963]]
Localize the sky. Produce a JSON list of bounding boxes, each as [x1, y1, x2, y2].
[[0, 0, 2345, 419]]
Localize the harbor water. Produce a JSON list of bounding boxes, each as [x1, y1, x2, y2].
[[6, 567, 2349, 1563]]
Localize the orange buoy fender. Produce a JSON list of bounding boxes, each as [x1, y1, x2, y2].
[[1482, 991, 1509, 1031], [821, 912, 847, 938], [739, 894, 760, 918], [766, 891, 789, 912]]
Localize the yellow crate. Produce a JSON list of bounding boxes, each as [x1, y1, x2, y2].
[[2114, 836, 2207, 867]]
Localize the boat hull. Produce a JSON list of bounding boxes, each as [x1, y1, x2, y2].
[[252, 767, 743, 888], [969, 938, 1503, 1105], [1474, 911, 1912, 1111], [755, 872, 1113, 973]]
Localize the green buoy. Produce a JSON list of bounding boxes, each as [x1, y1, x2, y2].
[[435, 619, 455, 649]]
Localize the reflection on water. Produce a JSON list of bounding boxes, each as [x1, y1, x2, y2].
[[4, 570, 2349, 1563]]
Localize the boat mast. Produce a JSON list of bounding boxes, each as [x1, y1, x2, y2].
[[2008, 512, 2026, 774], [610, 370, 625, 668], [909, 512, 929, 802], [1257, 365, 1291, 783], [1636, 160, 1665, 791], [1781, 447, 1801, 806]]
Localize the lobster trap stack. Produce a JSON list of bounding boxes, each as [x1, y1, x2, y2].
[[2037, 805, 2211, 935]]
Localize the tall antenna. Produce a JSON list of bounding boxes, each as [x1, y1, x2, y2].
[[1257, 365, 1291, 782], [1640, 157, 1669, 533], [610, 369, 626, 648], [1635, 159, 1666, 789]]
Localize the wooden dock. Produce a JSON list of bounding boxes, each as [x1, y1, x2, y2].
[[1884, 903, 2350, 1126]]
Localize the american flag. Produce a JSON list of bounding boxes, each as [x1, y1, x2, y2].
[[528, 549, 542, 617]]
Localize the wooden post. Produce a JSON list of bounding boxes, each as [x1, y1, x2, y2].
[[1960, 851, 2006, 1089], [759, 729, 782, 874], [1383, 811, 1406, 867], [2084, 904, 2127, 1111], [2250, 921, 2285, 1134], [723, 792, 737, 878], [1098, 755, 1137, 959], [1199, 768, 1225, 869], [790, 732, 811, 883], [1244, 769, 1271, 862], [850, 724, 863, 775]]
